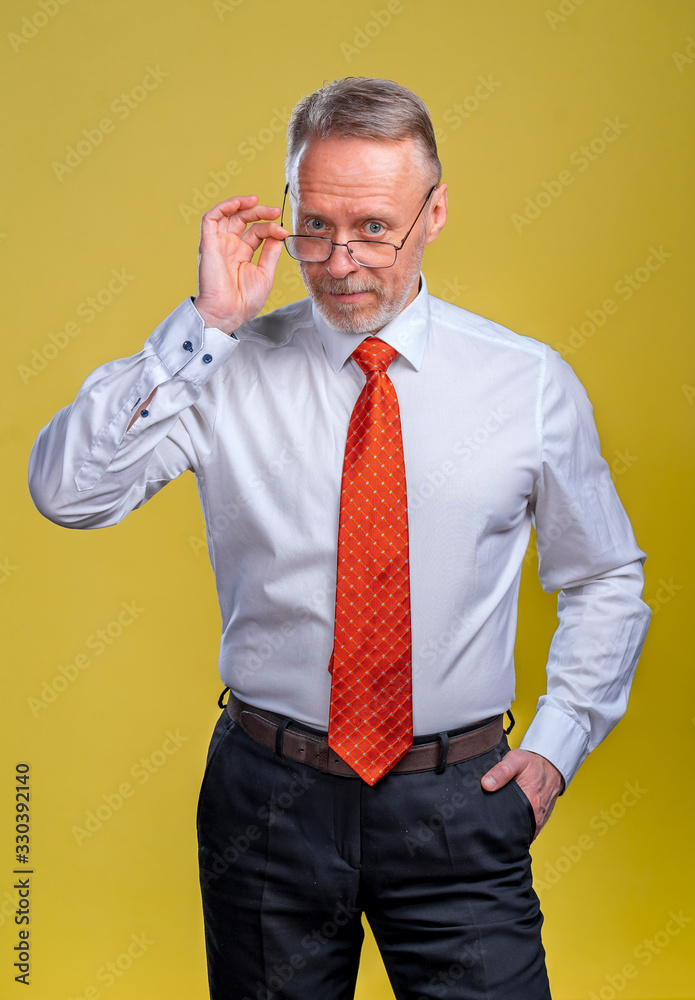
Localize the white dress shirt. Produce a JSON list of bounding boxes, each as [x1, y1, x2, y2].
[[28, 276, 651, 787]]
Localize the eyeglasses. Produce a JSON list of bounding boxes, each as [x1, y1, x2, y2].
[[280, 183, 436, 269]]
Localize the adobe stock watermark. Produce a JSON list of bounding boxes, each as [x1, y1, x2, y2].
[[187, 438, 308, 554], [415, 611, 467, 679], [52, 66, 169, 181], [545, 0, 589, 31], [339, 1, 407, 63], [0, 557, 18, 585], [408, 406, 512, 513], [416, 951, 480, 1000], [430, 277, 467, 304], [17, 267, 135, 385], [71, 731, 188, 846], [644, 577, 682, 617], [436, 76, 502, 144], [234, 585, 331, 683], [178, 106, 290, 222], [554, 247, 672, 358], [178, 159, 242, 224], [8, 0, 70, 53], [236, 899, 360, 1000], [212, 0, 245, 19], [258, 269, 304, 315], [511, 116, 629, 234], [672, 35, 695, 72], [0, 885, 25, 930], [27, 601, 144, 716], [537, 448, 637, 536], [200, 770, 317, 887], [242, 896, 479, 1000], [588, 909, 691, 1000], [523, 448, 638, 568], [535, 780, 647, 892], [65, 931, 154, 999]]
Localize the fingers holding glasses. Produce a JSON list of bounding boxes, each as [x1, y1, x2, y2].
[[195, 196, 290, 333], [238, 220, 289, 253], [200, 196, 279, 232]]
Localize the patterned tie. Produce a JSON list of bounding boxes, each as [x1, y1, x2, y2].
[[328, 337, 412, 785]]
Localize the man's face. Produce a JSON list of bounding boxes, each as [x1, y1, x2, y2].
[[289, 136, 447, 335]]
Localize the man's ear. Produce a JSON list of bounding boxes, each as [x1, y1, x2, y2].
[[425, 183, 448, 245]]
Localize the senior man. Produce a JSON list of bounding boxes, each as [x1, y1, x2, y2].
[[29, 77, 650, 1000]]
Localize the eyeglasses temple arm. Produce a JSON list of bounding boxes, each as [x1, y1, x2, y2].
[[396, 184, 437, 250]]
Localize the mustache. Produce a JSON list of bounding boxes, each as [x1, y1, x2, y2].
[[309, 275, 381, 296]]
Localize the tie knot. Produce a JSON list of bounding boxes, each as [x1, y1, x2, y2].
[[351, 338, 399, 375]]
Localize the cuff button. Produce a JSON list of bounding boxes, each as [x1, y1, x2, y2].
[[183, 341, 193, 352], [202, 354, 213, 364]]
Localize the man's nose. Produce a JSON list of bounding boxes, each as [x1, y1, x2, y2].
[[326, 242, 362, 279]]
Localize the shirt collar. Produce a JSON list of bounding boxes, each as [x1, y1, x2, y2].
[[312, 273, 431, 373]]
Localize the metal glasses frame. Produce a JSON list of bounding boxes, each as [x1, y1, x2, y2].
[[280, 183, 436, 269]]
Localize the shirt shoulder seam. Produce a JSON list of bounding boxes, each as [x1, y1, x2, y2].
[[429, 298, 547, 359]]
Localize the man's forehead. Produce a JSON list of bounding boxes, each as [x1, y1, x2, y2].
[[289, 135, 422, 207]]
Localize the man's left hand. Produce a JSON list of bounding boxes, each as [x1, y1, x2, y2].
[[481, 750, 565, 839]]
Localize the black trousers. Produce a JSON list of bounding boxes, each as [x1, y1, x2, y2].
[[197, 709, 551, 1000]]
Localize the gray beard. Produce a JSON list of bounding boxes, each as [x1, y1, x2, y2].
[[301, 272, 418, 336]]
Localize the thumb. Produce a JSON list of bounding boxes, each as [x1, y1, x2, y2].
[[481, 751, 523, 792]]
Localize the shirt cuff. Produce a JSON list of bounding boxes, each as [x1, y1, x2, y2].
[[519, 704, 589, 791], [148, 297, 239, 384]]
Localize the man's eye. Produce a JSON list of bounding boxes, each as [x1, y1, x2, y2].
[[306, 219, 325, 232], [365, 222, 385, 236]]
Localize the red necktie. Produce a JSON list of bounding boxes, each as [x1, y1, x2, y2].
[[328, 337, 413, 785]]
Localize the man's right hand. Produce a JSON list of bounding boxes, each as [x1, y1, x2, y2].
[[193, 195, 289, 335]]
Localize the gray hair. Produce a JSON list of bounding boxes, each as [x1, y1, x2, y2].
[[285, 77, 441, 186]]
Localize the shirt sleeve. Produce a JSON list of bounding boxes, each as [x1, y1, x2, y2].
[[28, 298, 239, 528], [519, 346, 651, 789]]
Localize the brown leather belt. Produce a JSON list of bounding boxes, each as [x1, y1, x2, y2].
[[226, 694, 504, 778]]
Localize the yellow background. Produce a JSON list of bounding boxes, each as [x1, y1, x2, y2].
[[1, 0, 694, 997]]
